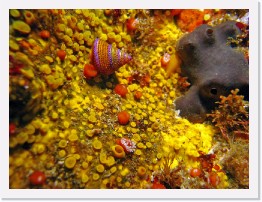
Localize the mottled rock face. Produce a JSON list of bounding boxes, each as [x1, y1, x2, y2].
[[9, 75, 43, 125], [175, 21, 249, 123]]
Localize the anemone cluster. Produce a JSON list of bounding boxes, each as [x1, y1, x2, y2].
[[9, 9, 248, 189]]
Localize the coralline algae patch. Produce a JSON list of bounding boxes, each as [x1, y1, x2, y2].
[[9, 9, 231, 189]]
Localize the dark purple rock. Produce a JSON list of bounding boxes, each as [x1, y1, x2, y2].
[[175, 21, 249, 123]]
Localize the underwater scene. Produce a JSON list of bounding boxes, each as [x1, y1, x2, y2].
[[9, 9, 249, 189]]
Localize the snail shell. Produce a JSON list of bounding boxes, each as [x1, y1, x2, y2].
[[92, 38, 132, 75]]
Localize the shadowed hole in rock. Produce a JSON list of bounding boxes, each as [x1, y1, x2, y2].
[[210, 88, 217, 95], [206, 28, 213, 36]]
